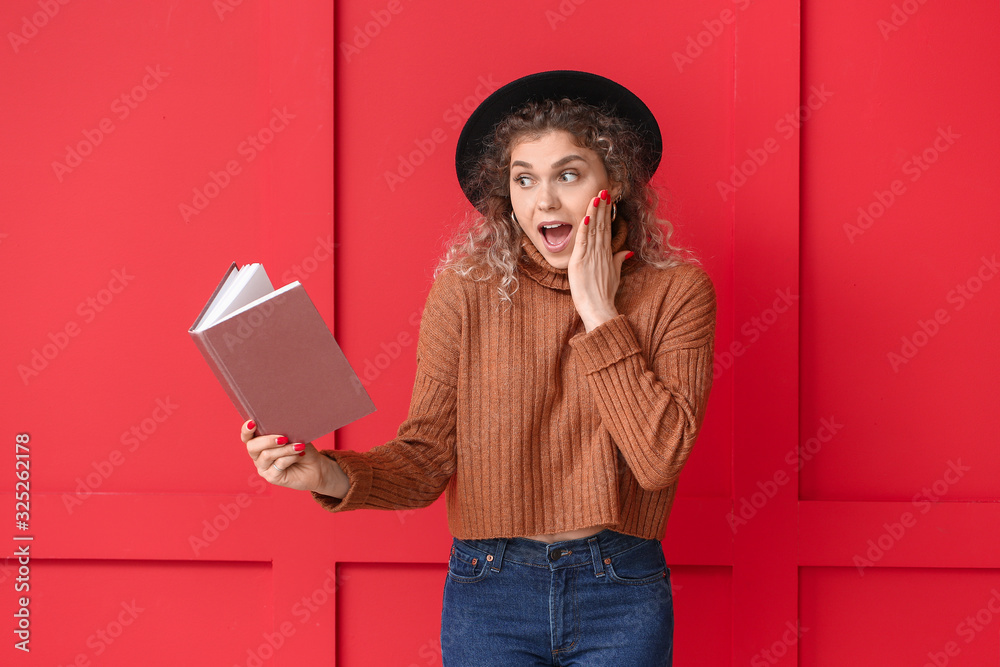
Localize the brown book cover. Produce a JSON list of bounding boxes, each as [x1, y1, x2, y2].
[[189, 262, 375, 443]]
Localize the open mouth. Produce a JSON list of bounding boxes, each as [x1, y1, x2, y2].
[[539, 222, 573, 252]]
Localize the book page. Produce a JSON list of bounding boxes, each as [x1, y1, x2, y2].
[[215, 281, 301, 324], [195, 264, 275, 331]]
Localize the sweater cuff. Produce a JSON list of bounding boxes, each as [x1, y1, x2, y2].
[[310, 449, 373, 512], [569, 314, 641, 373]]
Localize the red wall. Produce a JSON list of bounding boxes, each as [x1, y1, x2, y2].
[[3, 0, 997, 665]]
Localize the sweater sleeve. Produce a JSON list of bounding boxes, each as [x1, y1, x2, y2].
[[568, 265, 716, 491], [310, 270, 462, 512]]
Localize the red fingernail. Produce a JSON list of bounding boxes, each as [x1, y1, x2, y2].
[[593, 197, 600, 207], [625, 251, 634, 260], [293, 443, 305, 452], [298, 451, 305, 457], [247, 420, 255, 431], [276, 436, 288, 445], [583, 215, 590, 225], [600, 190, 608, 201]]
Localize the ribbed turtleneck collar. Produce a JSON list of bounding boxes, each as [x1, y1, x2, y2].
[[518, 219, 634, 291]]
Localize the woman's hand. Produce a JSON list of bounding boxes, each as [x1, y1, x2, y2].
[[242, 419, 331, 493], [567, 189, 633, 332]]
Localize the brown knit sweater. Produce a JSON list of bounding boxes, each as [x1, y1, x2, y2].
[[311, 220, 716, 540]]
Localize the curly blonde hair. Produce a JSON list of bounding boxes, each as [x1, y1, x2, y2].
[[436, 97, 695, 304]]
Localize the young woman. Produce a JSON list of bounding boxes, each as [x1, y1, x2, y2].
[[242, 70, 716, 666]]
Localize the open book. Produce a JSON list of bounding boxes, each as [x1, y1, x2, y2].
[[189, 262, 375, 443]]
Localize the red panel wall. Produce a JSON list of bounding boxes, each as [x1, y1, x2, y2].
[[797, 1, 1000, 664], [801, 0, 999, 502], [3, 0, 338, 664], [3, 0, 996, 664]]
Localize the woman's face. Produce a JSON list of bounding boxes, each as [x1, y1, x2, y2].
[[508, 129, 619, 270]]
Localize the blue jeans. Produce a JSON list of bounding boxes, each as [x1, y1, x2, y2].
[[441, 529, 673, 666]]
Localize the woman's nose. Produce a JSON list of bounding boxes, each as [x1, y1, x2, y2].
[[537, 182, 559, 210]]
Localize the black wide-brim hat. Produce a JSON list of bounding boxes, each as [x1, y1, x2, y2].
[[455, 70, 662, 210]]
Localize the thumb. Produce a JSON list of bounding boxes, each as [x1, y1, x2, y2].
[[614, 250, 635, 274]]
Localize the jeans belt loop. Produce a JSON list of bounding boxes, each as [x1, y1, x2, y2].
[[588, 536, 606, 578], [491, 537, 508, 572]]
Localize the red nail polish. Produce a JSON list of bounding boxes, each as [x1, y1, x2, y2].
[[247, 420, 255, 431], [593, 197, 600, 207], [293, 443, 305, 452], [583, 215, 590, 225], [276, 436, 288, 445], [298, 451, 305, 456], [625, 251, 634, 260], [600, 190, 608, 201]]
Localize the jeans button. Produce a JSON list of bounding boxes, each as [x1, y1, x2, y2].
[[549, 548, 571, 561]]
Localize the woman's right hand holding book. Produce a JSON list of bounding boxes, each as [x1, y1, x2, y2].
[[241, 419, 350, 499]]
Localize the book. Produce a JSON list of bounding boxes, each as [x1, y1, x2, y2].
[[189, 262, 375, 443]]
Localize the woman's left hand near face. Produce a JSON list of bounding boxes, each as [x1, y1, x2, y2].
[[567, 189, 632, 332]]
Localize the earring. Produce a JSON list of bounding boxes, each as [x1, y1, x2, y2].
[[511, 211, 519, 225], [611, 198, 620, 222]]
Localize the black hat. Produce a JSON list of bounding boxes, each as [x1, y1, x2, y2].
[[455, 70, 662, 210]]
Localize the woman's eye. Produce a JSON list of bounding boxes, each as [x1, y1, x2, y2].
[[513, 172, 576, 187]]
